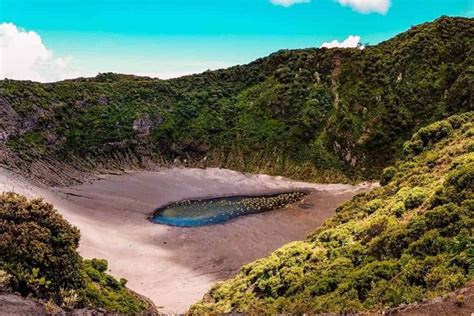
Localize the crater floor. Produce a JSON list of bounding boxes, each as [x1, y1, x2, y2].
[[0, 167, 375, 313]]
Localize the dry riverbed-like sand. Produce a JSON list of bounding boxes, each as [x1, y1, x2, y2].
[[0, 167, 375, 313]]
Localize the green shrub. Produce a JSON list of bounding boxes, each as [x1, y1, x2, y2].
[[445, 155, 474, 202], [415, 121, 453, 145], [0, 192, 154, 314], [365, 199, 385, 214], [380, 167, 397, 186], [403, 139, 424, 157], [357, 215, 394, 244], [0, 192, 83, 300], [403, 121, 454, 157], [119, 278, 128, 287], [79, 260, 148, 313], [407, 230, 448, 257], [90, 258, 108, 273], [404, 187, 427, 209], [390, 201, 406, 217]]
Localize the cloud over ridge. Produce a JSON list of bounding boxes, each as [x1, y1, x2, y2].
[[0, 22, 78, 82], [337, 0, 391, 14], [321, 35, 363, 49]]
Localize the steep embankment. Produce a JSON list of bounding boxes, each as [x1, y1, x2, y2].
[[0, 16, 472, 185], [190, 112, 474, 313]]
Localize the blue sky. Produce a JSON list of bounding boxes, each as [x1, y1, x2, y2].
[[0, 0, 473, 81]]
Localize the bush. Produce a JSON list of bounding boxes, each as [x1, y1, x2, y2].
[[415, 121, 453, 145], [0, 192, 153, 314], [404, 187, 427, 209], [90, 258, 108, 273], [444, 156, 474, 202], [380, 167, 397, 186], [364, 199, 384, 214], [0, 192, 83, 300], [403, 121, 454, 157], [390, 201, 406, 217]]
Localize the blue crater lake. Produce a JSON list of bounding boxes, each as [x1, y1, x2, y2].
[[151, 191, 306, 227]]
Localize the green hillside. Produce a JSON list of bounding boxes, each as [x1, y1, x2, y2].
[[190, 112, 474, 314], [1, 16, 472, 184], [0, 15, 473, 314]]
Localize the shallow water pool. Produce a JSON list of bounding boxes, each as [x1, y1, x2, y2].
[[151, 191, 306, 227]]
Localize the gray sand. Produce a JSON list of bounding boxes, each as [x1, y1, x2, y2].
[[0, 167, 375, 313]]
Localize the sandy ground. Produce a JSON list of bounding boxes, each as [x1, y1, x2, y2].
[[0, 167, 375, 313]]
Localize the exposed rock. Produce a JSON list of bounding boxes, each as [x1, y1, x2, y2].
[[44, 131, 58, 145], [133, 115, 163, 136], [0, 98, 20, 144], [0, 132, 9, 145], [104, 140, 136, 150], [75, 100, 86, 107], [97, 95, 108, 105], [0, 291, 47, 315], [0, 97, 41, 144], [397, 72, 403, 82], [313, 71, 321, 83], [133, 117, 153, 135]]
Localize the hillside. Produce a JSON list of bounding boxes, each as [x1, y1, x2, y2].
[[189, 112, 474, 313], [0, 16, 472, 185]]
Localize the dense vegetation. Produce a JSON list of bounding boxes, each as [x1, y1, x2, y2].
[[0, 15, 472, 314], [190, 112, 474, 313], [1, 16, 472, 184], [0, 192, 155, 314]]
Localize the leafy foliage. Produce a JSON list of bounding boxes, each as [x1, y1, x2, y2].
[[0, 192, 153, 314], [0, 193, 83, 298], [1, 17, 473, 183], [190, 112, 474, 313], [79, 259, 149, 313]]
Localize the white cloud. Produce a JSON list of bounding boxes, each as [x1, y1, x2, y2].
[[337, 0, 391, 14], [269, 0, 390, 13], [321, 35, 363, 49], [270, 0, 310, 7], [0, 22, 79, 82]]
